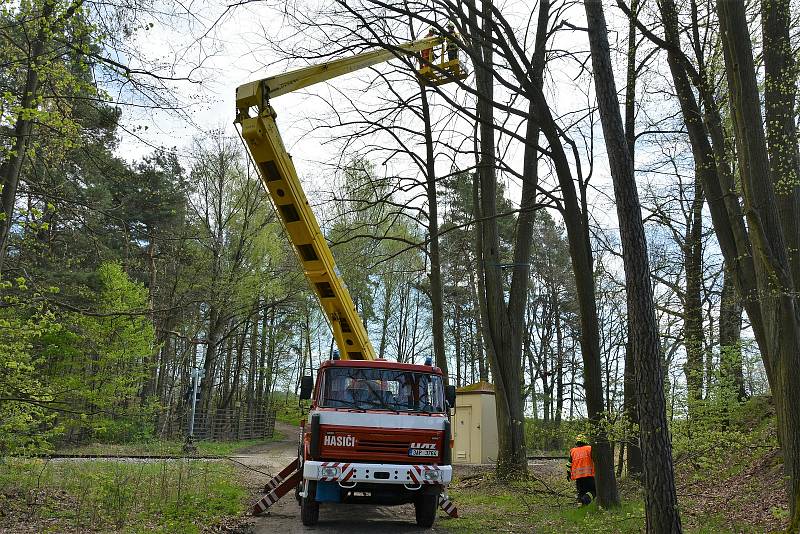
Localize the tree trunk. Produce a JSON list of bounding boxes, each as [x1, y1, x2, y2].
[[201, 307, 223, 413], [653, 0, 768, 366], [470, 183, 491, 383], [684, 176, 704, 410], [220, 325, 235, 409], [454, 305, 462, 387], [263, 306, 278, 410], [719, 270, 745, 400], [247, 305, 260, 416], [497, 0, 623, 502], [142, 240, 159, 402], [469, 0, 533, 478], [717, 2, 800, 526], [378, 276, 394, 359], [585, 0, 677, 523], [623, 341, 643, 476], [622, 0, 642, 478], [419, 86, 449, 383], [762, 0, 800, 291], [554, 299, 564, 424]]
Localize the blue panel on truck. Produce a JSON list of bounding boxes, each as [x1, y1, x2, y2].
[[315, 481, 341, 503]]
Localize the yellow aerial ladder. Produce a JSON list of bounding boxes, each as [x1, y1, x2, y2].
[[234, 33, 466, 361]]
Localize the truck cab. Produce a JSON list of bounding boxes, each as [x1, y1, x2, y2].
[[297, 358, 456, 527]]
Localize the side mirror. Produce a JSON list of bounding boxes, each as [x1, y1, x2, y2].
[[445, 385, 456, 408], [300, 375, 314, 400]]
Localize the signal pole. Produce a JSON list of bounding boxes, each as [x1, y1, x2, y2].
[[184, 367, 204, 454]]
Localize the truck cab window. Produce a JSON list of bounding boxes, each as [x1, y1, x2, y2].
[[319, 367, 445, 413]]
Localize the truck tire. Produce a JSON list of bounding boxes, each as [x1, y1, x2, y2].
[[414, 492, 438, 528], [301, 481, 319, 526]]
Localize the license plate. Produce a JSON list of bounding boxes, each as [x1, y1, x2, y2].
[[408, 448, 438, 457]]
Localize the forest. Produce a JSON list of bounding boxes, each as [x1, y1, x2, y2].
[[0, 0, 798, 533]]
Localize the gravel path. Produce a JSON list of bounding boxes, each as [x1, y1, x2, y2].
[[233, 422, 454, 533]]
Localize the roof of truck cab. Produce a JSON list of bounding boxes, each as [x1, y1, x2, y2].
[[319, 358, 443, 375]]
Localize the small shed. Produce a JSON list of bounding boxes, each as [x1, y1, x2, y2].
[[452, 381, 498, 464]]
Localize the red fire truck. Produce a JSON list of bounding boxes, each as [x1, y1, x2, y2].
[[236, 32, 466, 528], [253, 358, 459, 528], [293, 357, 457, 526]]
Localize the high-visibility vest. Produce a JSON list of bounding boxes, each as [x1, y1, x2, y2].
[[570, 445, 595, 480]]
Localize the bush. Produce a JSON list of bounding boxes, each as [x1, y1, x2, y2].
[[671, 391, 778, 474]]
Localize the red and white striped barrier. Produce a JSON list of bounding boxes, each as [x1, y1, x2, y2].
[[264, 459, 299, 492], [252, 463, 302, 516], [438, 493, 459, 518]]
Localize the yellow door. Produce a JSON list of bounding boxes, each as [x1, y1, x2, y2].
[[454, 405, 473, 463]]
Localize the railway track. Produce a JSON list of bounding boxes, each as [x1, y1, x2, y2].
[[22, 453, 225, 460]]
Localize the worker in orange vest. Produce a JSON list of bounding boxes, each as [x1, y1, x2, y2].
[[420, 28, 436, 68], [567, 434, 596, 505]]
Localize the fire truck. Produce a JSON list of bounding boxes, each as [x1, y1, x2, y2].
[[235, 30, 466, 528]]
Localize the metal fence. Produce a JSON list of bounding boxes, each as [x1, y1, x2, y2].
[[190, 407, 276, 441], [163, 406, 276, 441]]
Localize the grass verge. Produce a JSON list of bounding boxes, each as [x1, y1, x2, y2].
[[442, 469, 757, 534], [0, 458, 247, 533], [445, 474, 644, 534]]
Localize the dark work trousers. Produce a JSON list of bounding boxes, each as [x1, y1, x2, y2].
[[447, 45, 457, 61], [575, 476, 596, 503]]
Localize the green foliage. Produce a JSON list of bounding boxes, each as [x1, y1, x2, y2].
[[0, 0, 102, 162], [525, 413, 634, 455], [42, 262, 156, 443], [0, 459, 246, 533], [0, 279, 62, 453], [0, 262, 157, 453], [672, 394, 778, 476]]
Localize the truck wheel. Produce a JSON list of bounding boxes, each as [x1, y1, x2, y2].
[[414, 492, 438, 528], [301, 481, 319, 526]]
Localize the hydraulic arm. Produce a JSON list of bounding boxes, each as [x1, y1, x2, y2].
[[235, 34, 465, 361]]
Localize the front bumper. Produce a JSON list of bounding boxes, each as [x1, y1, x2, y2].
[[303, 460, 452, 486]]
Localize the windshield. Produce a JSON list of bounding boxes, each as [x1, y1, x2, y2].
[[319, 367, 445, 413]]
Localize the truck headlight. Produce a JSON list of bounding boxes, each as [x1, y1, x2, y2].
[[319, 466, 340, 478], [423, 470, 441, 481]]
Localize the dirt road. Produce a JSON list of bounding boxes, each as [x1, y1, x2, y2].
[[231, 422, 454, 533]]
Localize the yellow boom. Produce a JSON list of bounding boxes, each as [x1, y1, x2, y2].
[[235, 35, 465, 361]]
